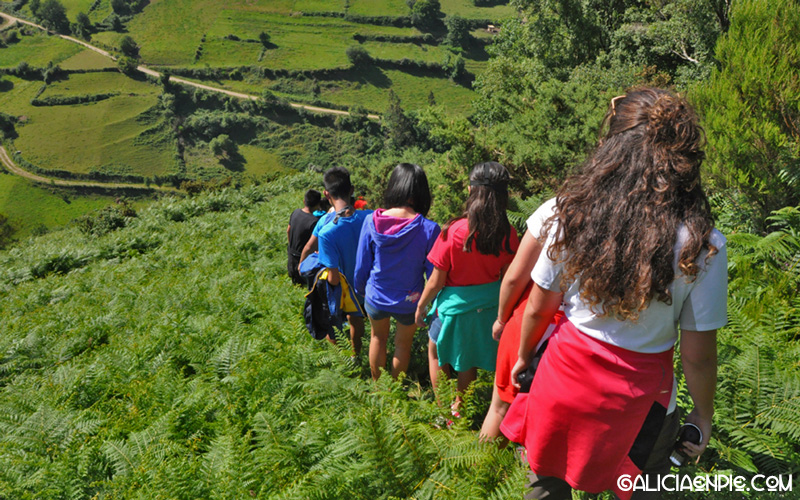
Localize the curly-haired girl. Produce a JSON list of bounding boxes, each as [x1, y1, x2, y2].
[[502, 88, 727, 499]]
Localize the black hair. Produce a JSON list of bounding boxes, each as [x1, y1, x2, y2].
[[383, 163, 432, 216], [304, 189, 322, 208], [443, 161, 513, 256], [323, 167, 353, 200]]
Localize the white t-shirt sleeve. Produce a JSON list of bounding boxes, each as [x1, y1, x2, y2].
[[525, 197, 557, 240], [531, 231, 564, 292], [679, 232, 728, 331]]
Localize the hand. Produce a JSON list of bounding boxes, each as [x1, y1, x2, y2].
[[682, 408, 712, 461], [415, 307, 427, 328], [492, 319, 505, 341], [510, 356, 529, 389]]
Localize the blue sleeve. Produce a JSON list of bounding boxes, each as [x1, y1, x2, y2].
[[312, 212, 333, 238], [354, 215, 374, 296], [424, 221, 442, 279], [317, 230, 339, 271]]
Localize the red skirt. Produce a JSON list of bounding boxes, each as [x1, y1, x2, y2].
[[495, 285, 562, 404], [500, 317, 673, 499]]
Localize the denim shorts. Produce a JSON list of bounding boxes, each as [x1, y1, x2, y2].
[[364, 301, 416, 326], [427, 316, 442, 342]]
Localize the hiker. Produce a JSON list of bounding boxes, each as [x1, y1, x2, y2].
[[315, 167, 372, 356], [478, 197, 562, 443], [287, 189, 322, 285], [501, 88, 727, 499], [415, 162, 519, 414], [354, 163, 440, 380]]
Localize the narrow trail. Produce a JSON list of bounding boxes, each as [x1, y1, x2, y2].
[[0, 146, 177, 192]]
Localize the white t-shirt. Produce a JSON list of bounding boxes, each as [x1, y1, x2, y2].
[[530, 198, 728, 354], [526, 197, 557, 240]]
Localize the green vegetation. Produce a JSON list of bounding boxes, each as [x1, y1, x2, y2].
[[0, 30, 81, 67], [0, 176, 524, 499], [0, 0, 800, 496], [0, 173, 122, 239]]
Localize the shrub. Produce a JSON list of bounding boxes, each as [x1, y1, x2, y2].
[[119, 35, 139, 58], [346, 44, 372, 67]]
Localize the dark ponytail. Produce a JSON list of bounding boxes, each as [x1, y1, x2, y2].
[[443, 162, 513, 256]]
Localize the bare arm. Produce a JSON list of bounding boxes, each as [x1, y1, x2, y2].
[[510, 283, 563, 388], [493, 230, 544, 340], [680, 329, 717, 459], [326, 267, 340, 286], [287, 224, 291, 242], [415, 267, 447, 327], [298, 234, 318, 268]]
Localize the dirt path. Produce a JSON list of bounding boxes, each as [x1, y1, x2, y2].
[[0, 12, 379, 119], [0, 146, 177, 191], [0, 11, 379, 188]]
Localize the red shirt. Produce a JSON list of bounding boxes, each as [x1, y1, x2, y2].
[[427, 218, 519, 286]]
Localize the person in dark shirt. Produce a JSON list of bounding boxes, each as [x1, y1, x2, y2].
[[287, 189, 322, 285]]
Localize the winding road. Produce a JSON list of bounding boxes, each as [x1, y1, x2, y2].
[[0, 11, 379, 189]]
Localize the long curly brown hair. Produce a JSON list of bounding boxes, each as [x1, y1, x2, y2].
[[546, 88, 716, 320]]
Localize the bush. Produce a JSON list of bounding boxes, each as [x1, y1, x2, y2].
[[75, 202, 136, 237], [119, 35, 139, 58], [346, 45, 372, 67], [30, 92, 118, 106], [691, 0, 800, 229]]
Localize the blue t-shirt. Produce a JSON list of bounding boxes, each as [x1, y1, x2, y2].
[[312, 211, 336, 238], [317, 209, 372, 288]]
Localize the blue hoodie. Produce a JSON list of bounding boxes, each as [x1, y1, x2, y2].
[[355, 209, 441, 314]]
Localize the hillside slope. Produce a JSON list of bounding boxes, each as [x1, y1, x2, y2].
[[0, 173, 524, 499]]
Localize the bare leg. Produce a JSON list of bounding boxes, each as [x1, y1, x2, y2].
[[453, 367, 478, 412], [479, 384, 511, 445], [368, 316, 390, 380], [428, 338, 440, 391], [391, 322, 417, 379], [348, 314, 364, 356]]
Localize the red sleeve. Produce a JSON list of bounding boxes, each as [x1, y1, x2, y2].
[[427, 232, 452, 272]]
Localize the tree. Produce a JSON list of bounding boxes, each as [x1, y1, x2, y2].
[[383, 90, 415, 149], [117, 56, 139, 75], [38, 0, 69, 32], [29, 0, 41, 17], [410, 0, 441, 31], [692, 0, 800, 228], [209, 134, 237, 158], [107, 13, 123, 32], [110, 0, 128, 15], [442, 53, 465, 81], [71, 11, 92, 39], [346, 45, 372, 67], [0, 112, 17, 139], [119, 35, 139, 58], [444, 15, 470, 48], [258, 31, 270, 47]]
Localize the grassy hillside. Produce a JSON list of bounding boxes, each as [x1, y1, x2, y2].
[[0, 172, 121, 237], [0, 174, 525, 499]]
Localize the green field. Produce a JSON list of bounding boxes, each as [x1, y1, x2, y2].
[[183, 143, 288, 180], [0, 72, 174, 177], [58, 49, 116, 70], [0, 173, 120, 238], [16, 96, 174, 176], [0, 30, 82, 68], [348, 0, 408, 16], [440, 0, 514, 19]]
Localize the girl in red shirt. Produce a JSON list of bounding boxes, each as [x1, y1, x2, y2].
[[415, 162, 519, 411]]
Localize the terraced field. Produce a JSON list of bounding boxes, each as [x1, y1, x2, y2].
[[0, 0, 510, 236]]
